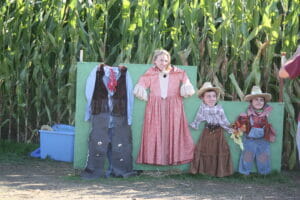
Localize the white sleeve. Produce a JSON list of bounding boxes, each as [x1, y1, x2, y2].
[[180, 79, 195, 97], [84, 66, 98, 121]]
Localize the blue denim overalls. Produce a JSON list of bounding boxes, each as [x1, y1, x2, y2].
[[238, 116, 271, 175]]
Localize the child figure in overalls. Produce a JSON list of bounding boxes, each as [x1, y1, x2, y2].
[[233, 86, 276, 175], [189, 82, 234, 177]]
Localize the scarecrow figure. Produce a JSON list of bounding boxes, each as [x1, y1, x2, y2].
[[81, 64, 136, 179], [233, 86, 276, 175], [134, 49, 195, 165], [189, 82, 234, 177]]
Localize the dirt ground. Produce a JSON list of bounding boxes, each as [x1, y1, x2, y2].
[[0, 158, 299, 200]]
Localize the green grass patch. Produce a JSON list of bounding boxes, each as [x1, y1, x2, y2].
[[0, 140, 39, 155], [0, 140, 39, 163], [64, 169, 292, 186]]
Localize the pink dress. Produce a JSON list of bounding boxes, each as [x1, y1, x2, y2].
[[134, 66, 195, 165]]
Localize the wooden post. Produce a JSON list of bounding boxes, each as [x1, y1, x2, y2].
[[80, 50, 83, 62], [279, 52, 286, 102]]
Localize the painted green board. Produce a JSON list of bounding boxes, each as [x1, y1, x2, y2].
[[74, 62, 284, 173]]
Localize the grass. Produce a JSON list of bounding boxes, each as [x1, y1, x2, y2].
[[0, 140, 39, 163], [0, 140, 39, 155]]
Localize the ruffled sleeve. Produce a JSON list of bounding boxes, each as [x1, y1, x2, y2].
[[180, 71, 195, 97], [180, 79, 195, 97], [133, 84, 148, 101], [133, 70, 151, 101]]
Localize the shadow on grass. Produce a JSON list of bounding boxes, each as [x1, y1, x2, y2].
[[63, 169, 292, 186], [162, 171, 291, 185]]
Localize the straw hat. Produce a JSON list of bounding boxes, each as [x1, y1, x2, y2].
[[244, 85, 272, 102], [197, 82, 221, 98]]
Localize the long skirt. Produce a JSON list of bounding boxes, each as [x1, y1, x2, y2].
[[136, 96, 194, 165], [190, 127, 233, 177]]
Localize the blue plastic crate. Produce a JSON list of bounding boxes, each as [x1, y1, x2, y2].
[[39, 124, 75, 162], [30, 147, 41, 158]]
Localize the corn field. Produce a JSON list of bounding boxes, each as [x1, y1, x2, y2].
[[0, 0, 299, 169]]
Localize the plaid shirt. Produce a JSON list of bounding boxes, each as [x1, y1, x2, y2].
[[234, 104, 276, 142], [190, 103, 232, 133]]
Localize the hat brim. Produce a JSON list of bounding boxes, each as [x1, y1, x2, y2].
[[244, 93, 272, 102], [197, 87, 221, 98]]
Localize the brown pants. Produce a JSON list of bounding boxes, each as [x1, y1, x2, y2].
[[190, 127, 234, 177]]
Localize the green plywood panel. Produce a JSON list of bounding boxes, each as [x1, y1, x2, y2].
[[74, 62, 99, 168], [74, 62, 284, 173]]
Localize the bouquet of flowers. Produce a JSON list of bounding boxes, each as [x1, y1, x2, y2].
[[231, 123, 246, 151]]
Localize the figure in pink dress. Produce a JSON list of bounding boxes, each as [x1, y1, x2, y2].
[[134, 49, 195, 165]]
